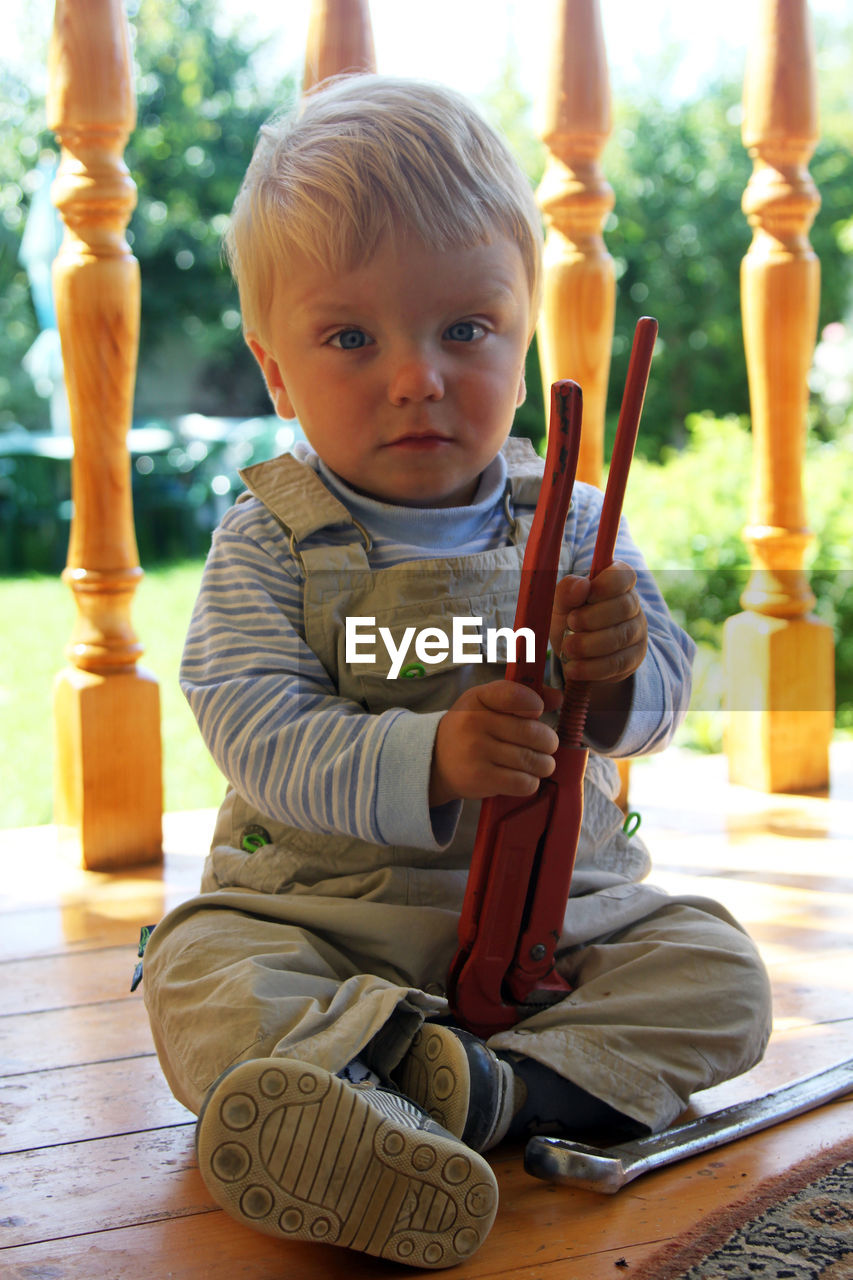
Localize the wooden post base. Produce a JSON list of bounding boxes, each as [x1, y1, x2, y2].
[[54, 666, 163, 870], [722, 611, 834, 794]]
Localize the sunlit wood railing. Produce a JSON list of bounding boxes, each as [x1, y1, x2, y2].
[[723, 0, 834, 792], [48, 0, 162, 869], [536, 0, 633, 806], [303, 0, 376, 91], [537, 0, 615, 488], [43, 0, 834, 869]]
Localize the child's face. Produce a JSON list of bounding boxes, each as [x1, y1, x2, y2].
[[247, 234, 532, 507]]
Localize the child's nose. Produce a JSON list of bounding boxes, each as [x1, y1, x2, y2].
[[387, 353, 445, 405]]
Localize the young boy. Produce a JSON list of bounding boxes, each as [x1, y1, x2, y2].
[[142, 75, 771, 1269]]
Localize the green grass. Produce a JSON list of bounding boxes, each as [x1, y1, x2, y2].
[[0, 562, 227, 829]]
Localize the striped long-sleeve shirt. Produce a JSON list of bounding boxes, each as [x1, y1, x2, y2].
[[180, 443, 694, 850]]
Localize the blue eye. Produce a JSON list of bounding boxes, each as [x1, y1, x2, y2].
[[445, 320, 484, 342], [330, 328, 372, 349]]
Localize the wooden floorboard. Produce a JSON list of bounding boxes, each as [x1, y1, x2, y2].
[[0, 1001, 154, 1075], [2, 1056, 188, 1152], [1, 745, 851, 1278]]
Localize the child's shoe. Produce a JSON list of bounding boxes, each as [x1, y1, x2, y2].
[[196, 1057, 498, 1269], [393, 1024, 517, 1152]]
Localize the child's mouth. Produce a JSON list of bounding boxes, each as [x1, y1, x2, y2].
[[386, 433, 452, 450]]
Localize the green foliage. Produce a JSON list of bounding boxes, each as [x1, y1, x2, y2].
[[479, 54, 546, 189], [604, 86, 752, 455], [806, 435, 853, 726], [124, 0, 296, 416], [0, 0, 297, 431], [589, 11, 853, 460], [0, 561, 224, 828], [0, 415, 295, 574], [1, 1, 851, 477], [0, 69, 55, 431], [511, 335, 545, 448], [624, 414, 748, 631], [624, 412, 853, 741], [604, 78, 853, 458]]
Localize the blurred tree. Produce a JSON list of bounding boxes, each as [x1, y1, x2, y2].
[[124, 0, 296, 417], [0, 69, 55, 431], [479, 54, 547, 446], [604, 81, 752, 455], [1, 4, 850, 449], [0, 0, 296, 431], [603, 14, 853, 458]]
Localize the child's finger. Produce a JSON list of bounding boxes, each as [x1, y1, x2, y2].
[[578, 561, 637, 607], [474, 679, 547, 720], [561, 612, 646, 665], [550, 575, 590, 655], [565, 587, 642, 637], [559, 639, 647, 685], [488, 710, 560, 756], [552, 574, 591, 615], [485, 736, 557, 780]]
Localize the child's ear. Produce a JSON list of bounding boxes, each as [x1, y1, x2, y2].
[[246, 334, 295, 419], [516, 366, 527, 408]]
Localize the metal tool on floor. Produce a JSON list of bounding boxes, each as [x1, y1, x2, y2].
[[524, 1057, 853, 1192], [447, 317, 658, 1038]]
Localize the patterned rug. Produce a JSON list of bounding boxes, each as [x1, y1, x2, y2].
[[631, 1139, 853, 1280]]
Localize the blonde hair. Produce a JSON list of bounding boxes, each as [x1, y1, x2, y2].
[[225, 74, 543, 341]]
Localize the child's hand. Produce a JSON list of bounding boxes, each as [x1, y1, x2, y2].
[[550, 561, 647, 684], [549, 561, 648, 746], [429, 681, 561, 807]]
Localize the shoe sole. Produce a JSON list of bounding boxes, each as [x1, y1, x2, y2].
[[196, 1058, 498, 1269], [395, 1025, 471, 1137], [397, 1026, 513, 1151]]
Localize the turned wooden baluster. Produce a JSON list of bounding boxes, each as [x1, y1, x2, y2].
[[536, 0, 615, 486], [723, 0, 834, 792], [536, 1, 630, 806], [48, 0, 163, 867], [303, 0, 376, 93]]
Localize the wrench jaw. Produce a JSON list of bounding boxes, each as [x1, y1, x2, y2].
[[447, 748, 591, 1036], [505, 745, 588, 1006], [523, 1138, 629, 1194], [522, 1059, 853, 1194], [447, 783, 566, 1039]]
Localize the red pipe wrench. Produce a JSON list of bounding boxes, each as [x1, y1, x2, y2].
[[447, 318, 659, 1038]]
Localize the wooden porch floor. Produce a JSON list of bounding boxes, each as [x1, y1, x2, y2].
[[2, 743, 852, 1278]]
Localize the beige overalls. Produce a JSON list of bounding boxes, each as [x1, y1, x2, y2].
[[143, 444, 772, 1130]]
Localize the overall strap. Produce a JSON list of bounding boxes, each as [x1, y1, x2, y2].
[[502, 436, 548, 517], [238, 453, 372, 573], [239, 453, 354, 540]]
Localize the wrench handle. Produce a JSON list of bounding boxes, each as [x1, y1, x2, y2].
[[505, 379, 583, 694], [590, 316, 658, 578], [558, 317, 657, 747]]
